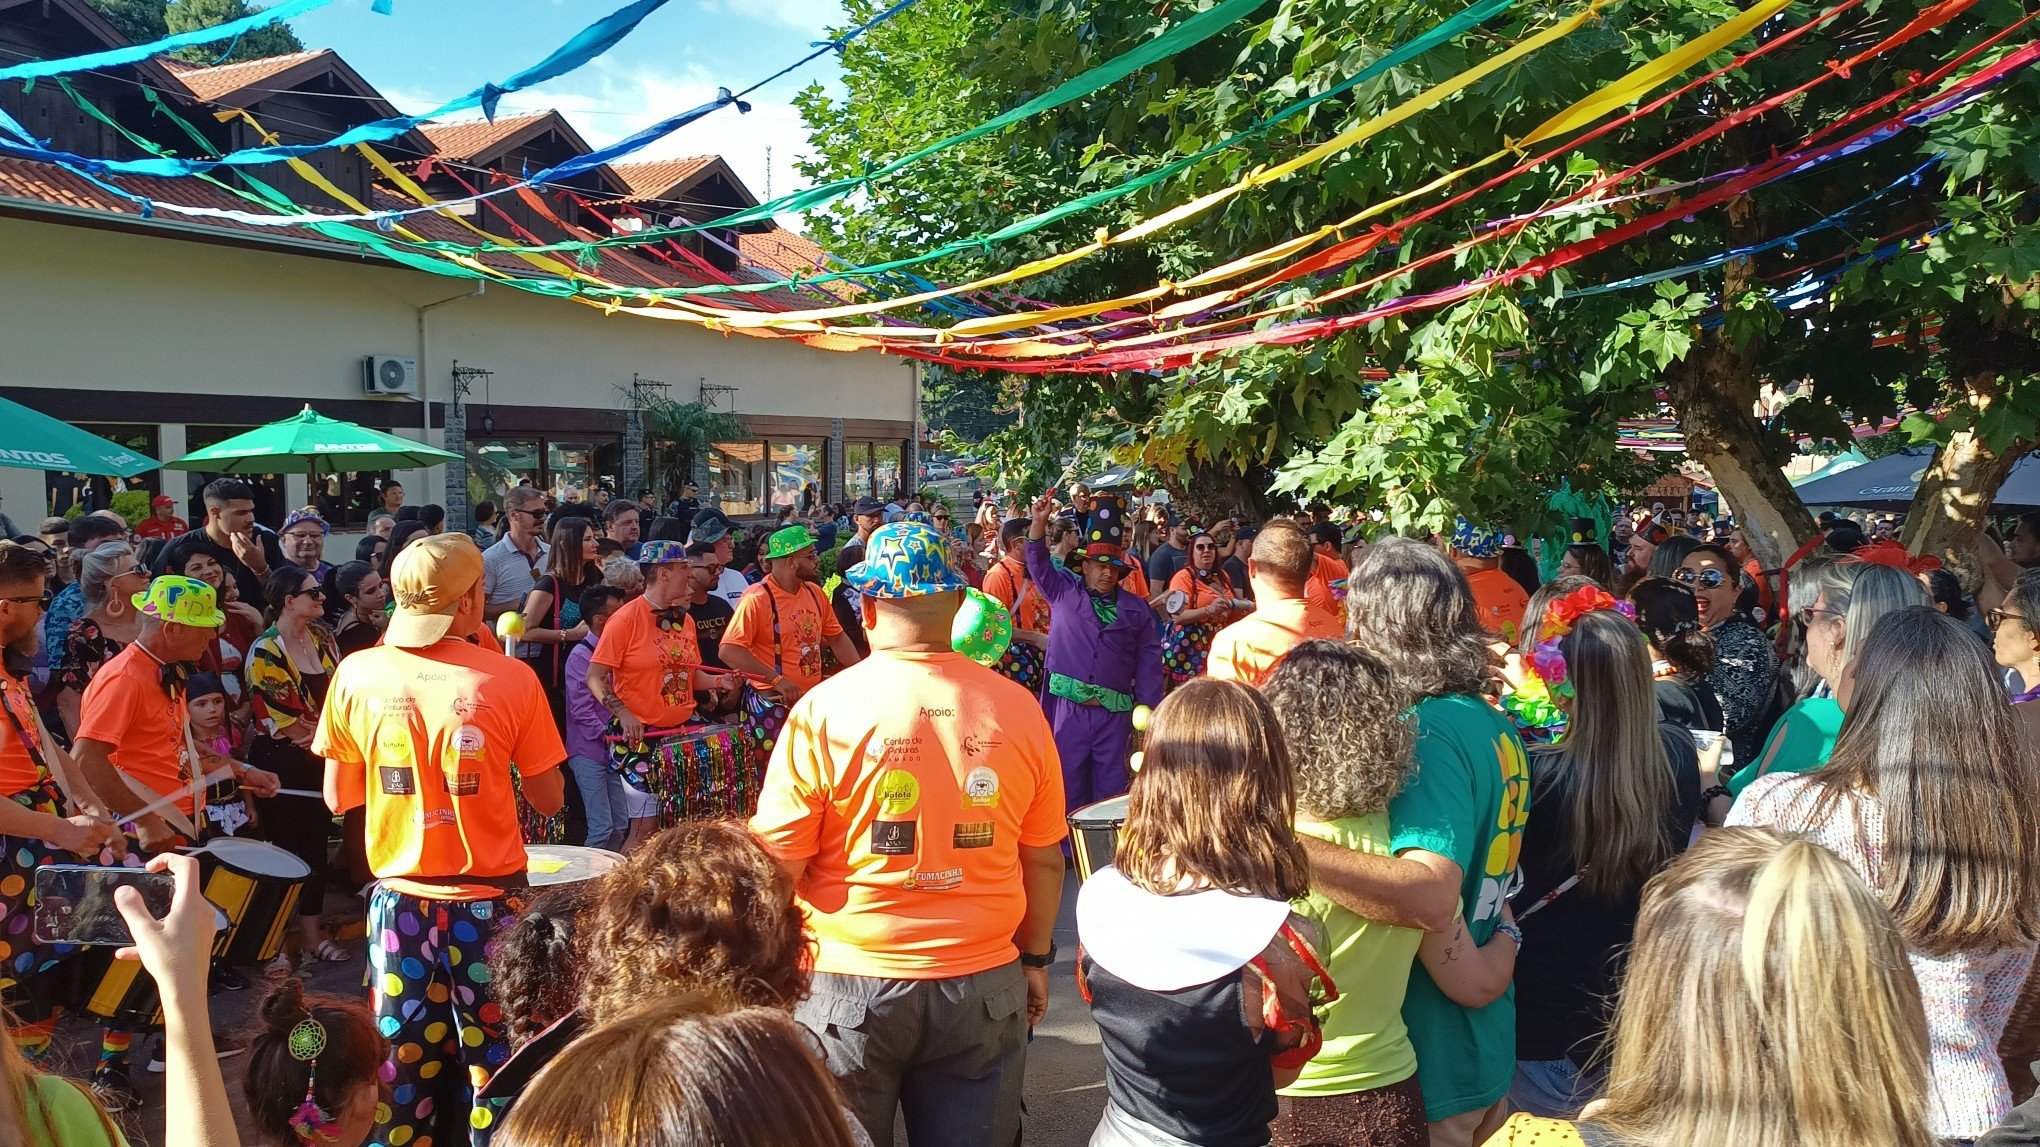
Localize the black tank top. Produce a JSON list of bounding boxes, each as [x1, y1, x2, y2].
[[1079, 952, 1276, 1146]]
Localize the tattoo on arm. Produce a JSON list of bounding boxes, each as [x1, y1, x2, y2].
[[1440, 921, 1466, 964]]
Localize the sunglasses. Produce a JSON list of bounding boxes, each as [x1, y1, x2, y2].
[[0, 590, 52, 609], [1796, 605, 1842, 627], [1673, 567, 1727, 589], [290, 585, 327, 600]]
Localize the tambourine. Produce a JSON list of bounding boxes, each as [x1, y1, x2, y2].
[[1164, 589, 1188, 615]]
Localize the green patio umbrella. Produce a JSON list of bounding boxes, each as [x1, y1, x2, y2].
[[164, 406, 460, 477], [0, 394, 160, 476]]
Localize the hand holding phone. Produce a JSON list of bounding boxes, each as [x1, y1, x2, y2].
[[32, 865, 173, 946], [113, 853, 218, 1002]]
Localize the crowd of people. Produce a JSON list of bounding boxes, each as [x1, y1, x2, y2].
[[1, 476, 2039, 1147]]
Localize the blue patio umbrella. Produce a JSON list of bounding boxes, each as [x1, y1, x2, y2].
[[1793, 447, 2040, 511]]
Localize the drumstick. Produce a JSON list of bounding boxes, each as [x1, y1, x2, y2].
[[273, 788, 324, 800], [122, 766, 236, 825]]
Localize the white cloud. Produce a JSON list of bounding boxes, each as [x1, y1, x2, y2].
[[707, 0, 848, 30]]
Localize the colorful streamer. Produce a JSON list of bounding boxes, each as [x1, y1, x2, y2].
[[0, 0, 339, 83]]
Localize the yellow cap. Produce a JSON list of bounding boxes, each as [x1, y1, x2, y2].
[[385, 533, 484, 648]]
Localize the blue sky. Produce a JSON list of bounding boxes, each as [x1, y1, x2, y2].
[[287, 0, 850, 204]]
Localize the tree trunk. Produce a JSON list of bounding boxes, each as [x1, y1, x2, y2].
[[1901, 427, 2029, 579], [1666, 341, 1818, 571], [1170, 463, 1275, 525]]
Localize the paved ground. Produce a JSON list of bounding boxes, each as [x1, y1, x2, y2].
[[50, 870, 1107, 1146]]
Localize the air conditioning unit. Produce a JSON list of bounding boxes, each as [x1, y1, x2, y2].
[[363, 355, 418, 397]]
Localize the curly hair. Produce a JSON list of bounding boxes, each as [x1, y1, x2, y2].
[[493, 881, 598, 1048], [1262, 640, 1415, 821], [580, 823, 811, 1025], [1345, 537, 1493, 700]]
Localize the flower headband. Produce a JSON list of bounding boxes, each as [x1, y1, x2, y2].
[[287, 1014, 343, 1144], [1502, 586, 1633, 741]]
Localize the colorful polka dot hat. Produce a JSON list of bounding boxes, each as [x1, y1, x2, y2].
[[951, 587, 1014, 665], [132, 574, 225, 628], [1451, 516, 1504, 559], [843, 522, 968, 599], [764, 525, 817, 560], [1567, 517, 1598, 545], [1080, 492, 1131, 569]]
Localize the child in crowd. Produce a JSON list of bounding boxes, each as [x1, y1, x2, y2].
[[564, 585, 629, 851], [1076, 678, 1330, 1147], [243, 979, 385, 1147], [185, 671, 250, 838]]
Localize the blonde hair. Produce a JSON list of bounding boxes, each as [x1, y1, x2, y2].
[[1588, 828, 1936, 1147], [1263, 640, 1414, 820], [1, 1007, 119, 1147], [1530, 611, 1679, 899], [1115, 678, 1309, 901]]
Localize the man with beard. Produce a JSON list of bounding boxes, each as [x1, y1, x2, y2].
[[721, 526, 861, 758]]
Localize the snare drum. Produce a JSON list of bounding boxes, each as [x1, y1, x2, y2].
[[1068, 794, 1129, 883], [525, 844, 624, 889], [194, 837, 311, 965]]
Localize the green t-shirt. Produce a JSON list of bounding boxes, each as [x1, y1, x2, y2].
[[1727, 695, 1843, 797], [1389, 693, 1530, 1123], [1282, 812, 1424, 1097], [24, 1074, 127, 1147]]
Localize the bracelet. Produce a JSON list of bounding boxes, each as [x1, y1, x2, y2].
[[1492, 920, 1523, 947], [1699, 783, 1732, 806]]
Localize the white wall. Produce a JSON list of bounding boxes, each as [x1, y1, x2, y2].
[[0, 212, 916, 526]]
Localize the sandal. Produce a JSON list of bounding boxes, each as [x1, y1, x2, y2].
[[308, 939, 352, 963]]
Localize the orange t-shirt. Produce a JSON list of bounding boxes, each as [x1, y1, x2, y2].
[[76, 644, 195, 816], [313, 637, 564, 893], [750, 650, 1067, 979], [1305, 551, 1347, 615], [1467, 566, 1532, 642], [1120, 555, 1150, 600], [0, 667, 47, 796], [723, 578, 842, 691], [1167, 565, 1235, 615], [590, 596, 701, 728], [982, 557, 1050, 634], [1206, 595, 1345, 687]]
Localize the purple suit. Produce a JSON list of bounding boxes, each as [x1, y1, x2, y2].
[[1025, 539, 1163, 811]]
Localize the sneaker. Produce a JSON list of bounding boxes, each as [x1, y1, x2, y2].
[[213, 965, 247, 992], [91, 1064, 140, 1113]]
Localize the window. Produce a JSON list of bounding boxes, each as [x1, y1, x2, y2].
[[467, 438, 541, 516], [844, 442, 873, 501], [873, 442, 903, 501], [709, 441, 766, 515], [180, 426, 297, 531], [43, 423, 158, 522], [771, 441, 825, 512]]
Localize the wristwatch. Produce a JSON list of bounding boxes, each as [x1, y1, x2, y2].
[[1019, 944, 1057, 969]]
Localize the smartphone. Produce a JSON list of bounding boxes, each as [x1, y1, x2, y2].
[[32, 865, 174, 947]]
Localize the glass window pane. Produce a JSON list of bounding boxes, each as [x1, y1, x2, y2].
[[844, 443, 872, 501], [709, 441, 764, 516], [467, 438, 541, 521], [546, 440, 597, 501], [44, 423, 158, 524], [873, 443, 902, 502], [771, 441, 824, 513], [180, 426, 292, 529]]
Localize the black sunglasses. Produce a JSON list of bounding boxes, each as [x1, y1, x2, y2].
[[0, 590, 52, 609], [289, 585, 326, 600]]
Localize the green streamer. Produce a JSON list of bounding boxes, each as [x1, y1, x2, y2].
[[385, 0, 1521, 307]]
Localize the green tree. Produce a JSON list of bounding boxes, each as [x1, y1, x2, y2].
[[166, 0, 303, 63], [638, 397, 745, 500], [799, 0, 2034, 561], [84, 0, 168, 44], [923, 367, 1019, 444]]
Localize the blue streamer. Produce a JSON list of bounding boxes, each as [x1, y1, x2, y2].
[[0, 0, 339, 83], [1564, 159, 1939, 299], [0, 0, 683, 176], [0, 0, 918, 231]]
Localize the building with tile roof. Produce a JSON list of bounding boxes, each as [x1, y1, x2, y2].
[[0, 0, 919, 537]]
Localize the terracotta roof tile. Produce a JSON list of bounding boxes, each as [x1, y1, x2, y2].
[[607, 156, 717, 201], [170, 48, 332, 103], [418, 113, 555, 164]]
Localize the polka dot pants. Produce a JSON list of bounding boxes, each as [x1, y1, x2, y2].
[[0, 787, 79, 1024], [365, 885, 524, 1147]]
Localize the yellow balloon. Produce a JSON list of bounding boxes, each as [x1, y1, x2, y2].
[[1131, 704, 1153, 733], [496, 613, 525, 639]]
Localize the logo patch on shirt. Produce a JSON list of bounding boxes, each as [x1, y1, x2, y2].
[[454, 726, 486, 757], [962, 766, 1000, 808], [904, 866, 962, 891], [378, 766, 416, 796], [445, 772, 480, 797], [870, 820, 916, 856], [877, 769, 920, 816], [953, 821, 995, 849]]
